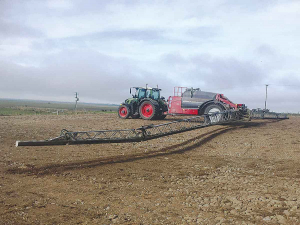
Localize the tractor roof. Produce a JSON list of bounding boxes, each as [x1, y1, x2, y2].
[[132, 87, 161, 91]]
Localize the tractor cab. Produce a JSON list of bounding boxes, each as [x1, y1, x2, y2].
[[131, 87, 161, 101]]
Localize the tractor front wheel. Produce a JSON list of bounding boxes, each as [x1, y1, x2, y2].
[[139, 101, 158, 120], [118, 105, 130, 119]]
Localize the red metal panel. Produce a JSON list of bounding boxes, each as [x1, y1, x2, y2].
[[216, 94, 237, 109], [168, 96, 183, 114], [168, 96, 198, 115], [181, 109, 198, 115]]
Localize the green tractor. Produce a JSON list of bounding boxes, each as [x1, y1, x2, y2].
[[118, 86, 168, 120]]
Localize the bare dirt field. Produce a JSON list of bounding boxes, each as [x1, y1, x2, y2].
[[0, 114, 300, 224]]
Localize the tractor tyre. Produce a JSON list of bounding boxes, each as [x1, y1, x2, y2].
[[204, 104, 224, 124], [139, 101, 159, 120], [118, 104, 130, 119]]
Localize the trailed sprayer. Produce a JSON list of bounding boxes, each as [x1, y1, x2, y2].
[[119, 86, 247, 121]]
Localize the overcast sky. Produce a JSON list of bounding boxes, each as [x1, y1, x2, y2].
[[0, 0, 299, 112]]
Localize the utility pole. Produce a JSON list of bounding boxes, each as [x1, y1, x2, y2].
[[265, 84, 269, 110], [75, 92, 79, 112]]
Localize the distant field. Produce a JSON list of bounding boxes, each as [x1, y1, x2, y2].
[[0, 99, 118, 116]]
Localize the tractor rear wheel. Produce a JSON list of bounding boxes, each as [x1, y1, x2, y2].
[[118, 105, 130, 119], [204, 104, 224, 124], [139, 101, 158, 120]]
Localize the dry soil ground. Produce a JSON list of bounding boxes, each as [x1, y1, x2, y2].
[[0, 114, 300, 224]]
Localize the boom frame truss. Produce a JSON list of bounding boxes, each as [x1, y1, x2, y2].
[[15, 110, 288, 147]]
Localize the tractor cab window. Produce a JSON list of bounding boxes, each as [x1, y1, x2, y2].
[[133, 88, 140, 98], [146, 89, 152, 99], [152, 90, 160, 100], [138, 89, 146, 99]]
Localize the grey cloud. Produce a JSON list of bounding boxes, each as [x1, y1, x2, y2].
[[1, 49, 299, 112], [255, 44, 277, 56], [161, 52, 187, 64], [0, 0, 299, 113], [161, 52, 300, 112], [187, 26, 221, 39], [272, 73, 300, 88], [162, 52, 265, 89], [0, 49, 176, 103], [69, 0, 141, 14], [94, 29, 163, 41], [0, 0, 143, 22], [219, 0, 277, 13], [159, 52, 300, 111], [30, 29, 165, 51], [0, 19, 44, 38]]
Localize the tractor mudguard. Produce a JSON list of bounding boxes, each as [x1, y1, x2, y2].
[[198, 100, 214, 115], [120, 101, 137, 117], [141, 98, 168, 112], [125, 102, 139, 116], [139, 98, 160, 108]]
